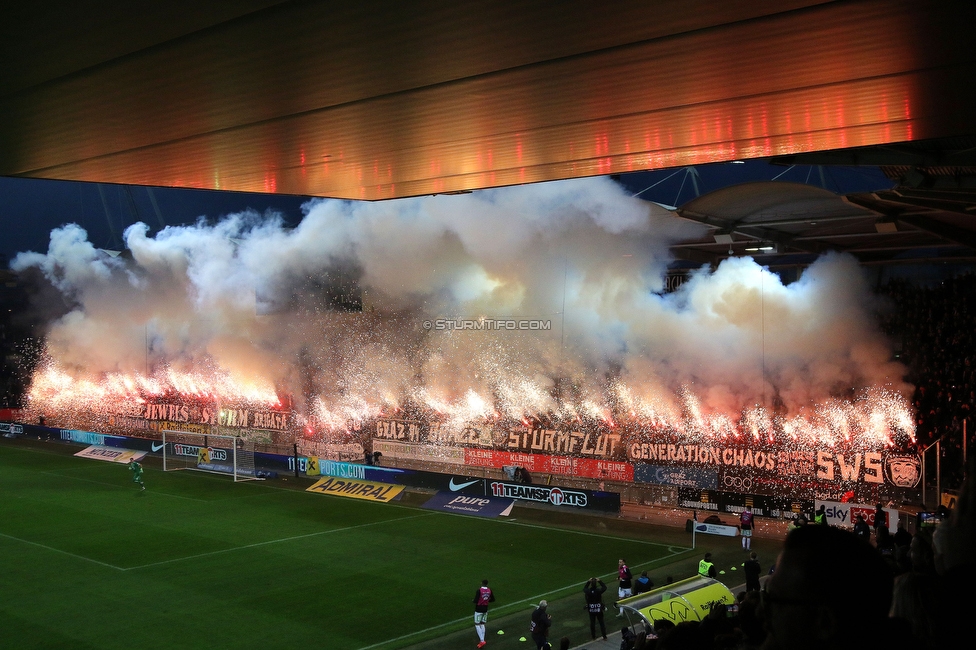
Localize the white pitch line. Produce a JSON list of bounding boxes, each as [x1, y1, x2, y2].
[[37, 470, 207, 502], [355, 547, 694, 650], [355, 614, 473, 650], [355, 573, 643, 650], [124, 512, 434, 571], [0, 531, 126, 571]]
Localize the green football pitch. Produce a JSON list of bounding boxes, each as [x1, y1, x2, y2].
[[0, 439, 698, 649]]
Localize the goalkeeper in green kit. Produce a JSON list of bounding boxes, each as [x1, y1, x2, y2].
[[128, 459, 146, 491]]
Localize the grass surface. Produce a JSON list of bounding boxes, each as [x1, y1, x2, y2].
[[0, 438, 704, 649]]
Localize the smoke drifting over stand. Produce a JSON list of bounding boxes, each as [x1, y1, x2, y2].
[[14, 177, 912, 446]]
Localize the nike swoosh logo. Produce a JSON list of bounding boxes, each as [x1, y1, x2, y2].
[[449, 478, 479, 491], [151, 442, 165, 452]]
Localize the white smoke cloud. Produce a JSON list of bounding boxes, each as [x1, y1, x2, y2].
[[12, 176, 908, 421]]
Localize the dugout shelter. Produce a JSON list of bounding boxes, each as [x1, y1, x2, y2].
[[616, 575, 736, 635]]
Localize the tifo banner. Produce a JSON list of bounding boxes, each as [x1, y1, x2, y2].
[[629, 441, 921, 497], [372, 439, 466, 465], [74, 445, 147, 464], [421, 492, 515, 517], [306, 477, 405, 502], [296, 439, 364, 462], [814, 500, 899, 533], [374, 418, 623, 459], [460, 447, 634, 481]]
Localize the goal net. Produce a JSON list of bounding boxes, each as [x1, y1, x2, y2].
[[161, 430, 260, 482]]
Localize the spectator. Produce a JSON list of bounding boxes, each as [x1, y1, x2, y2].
[[893, 523, 913, 573], [761, 525, 905, 650], [853, 513, 871, 541], [876, 526, 897, 571], [874, 503, 887, 539], [878, 275, 976, 493], [633, 570, 653, 594], [890, 572, 949, 650], [620, 626, 636, 650], [909, 529, 936, 575], [743, 551, 761, 592]]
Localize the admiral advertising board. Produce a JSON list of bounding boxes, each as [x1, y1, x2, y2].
[[306, 477, 405, 502]]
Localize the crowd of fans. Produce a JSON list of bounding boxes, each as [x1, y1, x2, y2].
[[609, 464, 973, 650], [879, 273, 976, 492], [602, 272, 976, 650]]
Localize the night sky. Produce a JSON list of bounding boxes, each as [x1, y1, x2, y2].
[[0, 160, 894, 266]]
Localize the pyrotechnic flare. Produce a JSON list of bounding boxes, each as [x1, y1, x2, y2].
[[13, 177, 913, 447]]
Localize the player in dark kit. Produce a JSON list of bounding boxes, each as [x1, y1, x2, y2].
[[473, 579, 495, 648]]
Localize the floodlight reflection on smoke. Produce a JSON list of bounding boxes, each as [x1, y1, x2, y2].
[[12, 177, 914, 452]]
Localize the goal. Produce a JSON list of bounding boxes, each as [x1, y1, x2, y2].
[[161, 430, 260, 482]]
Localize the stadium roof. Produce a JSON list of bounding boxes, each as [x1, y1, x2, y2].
[[2, 1, 975, 268], [660, 137, 976, 268], [2, 0, 975, 202]]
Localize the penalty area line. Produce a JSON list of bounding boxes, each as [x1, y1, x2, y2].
[[123, 512, 434, 571], [355, 614, 472, 650], [37, 470, 207, 502], [0, 531, 126, 571]]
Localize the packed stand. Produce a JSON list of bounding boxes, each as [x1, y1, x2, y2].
[[879, 273, 975, 493]]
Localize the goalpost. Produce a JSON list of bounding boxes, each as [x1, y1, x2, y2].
[[161, 430, 261, 482]]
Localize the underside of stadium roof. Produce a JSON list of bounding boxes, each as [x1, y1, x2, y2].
[[2, 1, 975, 270], [665, 137, 976, 269]]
